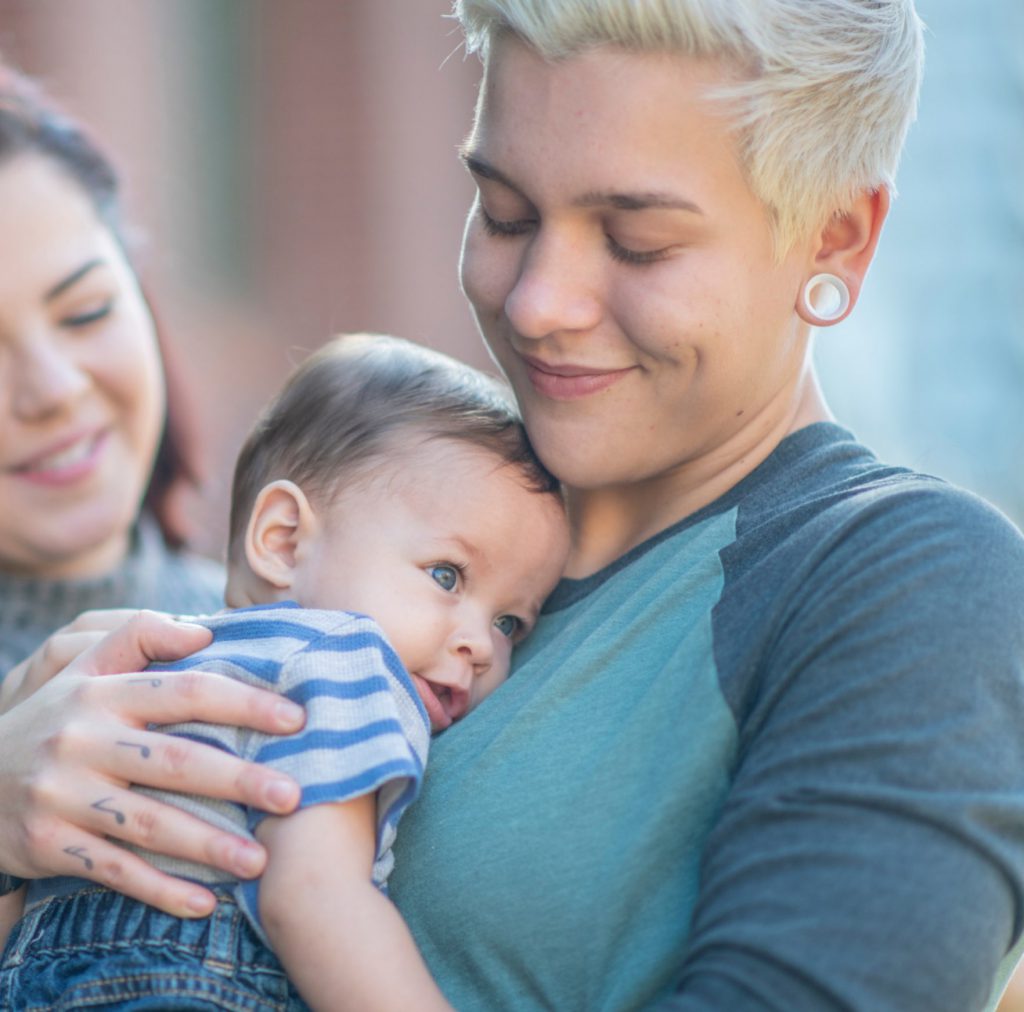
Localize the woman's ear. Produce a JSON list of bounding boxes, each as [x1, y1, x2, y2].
[[796, 185, 890, 326], [244, 480, 319, 589]]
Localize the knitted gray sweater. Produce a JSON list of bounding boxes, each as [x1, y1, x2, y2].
[[0, 518, 225, 679]]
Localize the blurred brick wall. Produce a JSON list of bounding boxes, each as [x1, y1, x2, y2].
[[0, 0, 483, 558]]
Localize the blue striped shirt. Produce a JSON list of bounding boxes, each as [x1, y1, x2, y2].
[[30, 602, 429, 945]]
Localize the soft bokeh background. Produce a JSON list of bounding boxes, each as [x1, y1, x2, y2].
[[818, 0, 1024, 532], [1, 0, 1021, 560]]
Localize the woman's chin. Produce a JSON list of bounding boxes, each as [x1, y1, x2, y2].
[[1, 521, 134, 581]]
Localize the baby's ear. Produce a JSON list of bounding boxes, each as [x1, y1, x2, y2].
[[244, 480, 319, 589]]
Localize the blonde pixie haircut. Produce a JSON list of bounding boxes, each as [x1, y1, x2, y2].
[[455, 0, 925, 256]]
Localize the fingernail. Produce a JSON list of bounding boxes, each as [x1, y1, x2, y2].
[[275, 701, 304, 726], [266, 778, 298, 810], [186, 891, 213, 915], [233, 844, 264, 878]]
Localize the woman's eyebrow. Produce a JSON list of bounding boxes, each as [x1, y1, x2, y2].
[[460, 151, 702, 214], [575, 190, 704, 214], [460, 151, 520, 191], [44, 258, 104, 302]]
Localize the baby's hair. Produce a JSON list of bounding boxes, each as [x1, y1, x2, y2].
[[456, 0, 924, 257], [227, 333, 559, 563]]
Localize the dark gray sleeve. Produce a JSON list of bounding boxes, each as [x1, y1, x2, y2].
[[660, 487, 1024, 1010]]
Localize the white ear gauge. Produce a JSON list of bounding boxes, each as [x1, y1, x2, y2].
[[801, 273, 851, 324]]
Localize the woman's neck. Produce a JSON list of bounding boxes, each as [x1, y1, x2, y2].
[[1, 531, 133, 583], [564, 375, 832, 578]]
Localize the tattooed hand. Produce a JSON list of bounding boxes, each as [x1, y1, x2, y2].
[[0, 611, 304, 917], [0, 609, 143, 714]]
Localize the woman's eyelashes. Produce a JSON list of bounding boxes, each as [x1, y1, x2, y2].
[[60, 297, 116, 329], [478, 204, 673, 266], [605, 235, 674, 266], [479, 204, 534, 237]]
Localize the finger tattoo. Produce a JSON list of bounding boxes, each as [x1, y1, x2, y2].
[[91, 797, 126, 825], [128, 678, 163, 687], [64, 846, 94, 871], [116, 740, 151, 758]]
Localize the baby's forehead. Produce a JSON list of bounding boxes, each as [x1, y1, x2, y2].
[[320, 438, 564, 535]]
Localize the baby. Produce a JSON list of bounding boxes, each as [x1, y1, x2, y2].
[[0, 334, 569, 1010]]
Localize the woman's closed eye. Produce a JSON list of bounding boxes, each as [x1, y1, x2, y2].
[[428, 563, 462, 593], [479, 204, 535, 237], [61, 296, 116, 329], [605, 234, 676, 266], [479, 200, 676, 265], [604, 218, 688, 265]]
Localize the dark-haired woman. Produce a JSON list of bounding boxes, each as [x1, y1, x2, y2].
[[0, 65, 305, 919], [0, 66, 224, 668]]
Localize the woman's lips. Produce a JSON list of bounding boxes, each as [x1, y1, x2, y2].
[[520, 355, 635, 400], [11, 429, 108, 487]]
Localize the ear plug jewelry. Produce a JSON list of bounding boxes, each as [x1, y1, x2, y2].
[[801, 273, 850, 323]]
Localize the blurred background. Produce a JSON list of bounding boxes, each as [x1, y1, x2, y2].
[[819, 0, 1024, 537], [0, 0, 1020, 559]]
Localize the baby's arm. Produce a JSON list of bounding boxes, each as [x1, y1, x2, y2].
[[256, 798, 452, 1012]]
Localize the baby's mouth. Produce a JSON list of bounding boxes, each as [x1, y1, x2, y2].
[[410, 674, 453, 731]]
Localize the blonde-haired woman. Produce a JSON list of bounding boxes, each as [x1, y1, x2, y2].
[[3, 3, 1023, 1009]]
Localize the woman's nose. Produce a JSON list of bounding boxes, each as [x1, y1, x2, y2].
[[11, 337, 90, 421], [504, 232, 603, 340]]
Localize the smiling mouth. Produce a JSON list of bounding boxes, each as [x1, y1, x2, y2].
[[12, 430, 108, 485], [519, 356, 635, 400]]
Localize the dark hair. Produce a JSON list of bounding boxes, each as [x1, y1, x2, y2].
[[228, 333, 561, 561], [0, 60, 202, 547]]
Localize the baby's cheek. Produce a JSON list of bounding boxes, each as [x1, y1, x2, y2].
[[477, 642, 513, 705]]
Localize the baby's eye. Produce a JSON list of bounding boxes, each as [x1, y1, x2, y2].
[[429, 564, 459, 592], [494, 614, 522, 639]]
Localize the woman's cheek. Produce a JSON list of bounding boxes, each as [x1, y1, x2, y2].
[[105, 311, 166, 474]]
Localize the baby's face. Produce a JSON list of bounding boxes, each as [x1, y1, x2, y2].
[[292, 439, 569, 731]]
